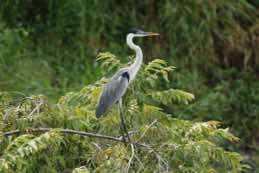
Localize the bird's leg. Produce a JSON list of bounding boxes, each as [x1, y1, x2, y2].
[[118, 99, 131, 143]]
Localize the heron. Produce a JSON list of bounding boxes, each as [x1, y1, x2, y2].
[[96, 29, 159, 142]]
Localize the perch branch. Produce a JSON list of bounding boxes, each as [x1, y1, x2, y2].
[[1, 127, 170, 172], [1, 128, 123, 142]]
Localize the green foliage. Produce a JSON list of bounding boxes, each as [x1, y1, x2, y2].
[[161, 0, 259, 68], [0, 55, 244, 172], [0, 131, 63, 173], [144, 59, 175, 83], [96, 52, 121, 72], [170, 69, 259, 148], [0, 2, 258, 110], [0, 0, 259, 171], [151, 89, 194, 105]]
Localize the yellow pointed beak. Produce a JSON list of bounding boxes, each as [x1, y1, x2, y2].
[[145, 32, 159, 36]]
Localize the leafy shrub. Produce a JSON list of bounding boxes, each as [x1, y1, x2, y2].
[[0, 54, 243, 172]]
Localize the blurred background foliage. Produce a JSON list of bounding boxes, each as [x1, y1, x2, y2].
[[0, 0, 259, 171]]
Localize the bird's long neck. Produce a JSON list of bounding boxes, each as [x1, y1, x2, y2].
[[127, 34, 143, 82]]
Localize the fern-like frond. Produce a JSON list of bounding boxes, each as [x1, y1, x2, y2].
[[144, 59, 175, 84], [4, 134, 34, 154], [0, 131, 63, 173], [150, 89, 195, 105], [58, 83, 102, 108], [210, 128, 240, 143], [183, 140, 243, 171], [96, 52, 121, 72]]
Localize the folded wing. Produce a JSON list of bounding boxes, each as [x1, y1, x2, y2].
[[96, 71, 129, 118]]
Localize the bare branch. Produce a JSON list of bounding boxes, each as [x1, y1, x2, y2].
[[137, 119, 158, 142], [1, 128, 123, 142]]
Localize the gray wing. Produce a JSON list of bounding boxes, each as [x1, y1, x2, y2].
[[96, 70, 129, 118]]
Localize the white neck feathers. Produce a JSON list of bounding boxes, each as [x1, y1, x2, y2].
[[126, 34, 143, 82]]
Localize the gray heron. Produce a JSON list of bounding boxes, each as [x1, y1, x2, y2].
[[96, 29, 159, 142]]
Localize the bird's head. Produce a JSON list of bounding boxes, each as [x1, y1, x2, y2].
[[128, 28, 159, 37]]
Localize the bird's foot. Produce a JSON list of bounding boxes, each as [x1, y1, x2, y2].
[[120, 134, 132, 144]]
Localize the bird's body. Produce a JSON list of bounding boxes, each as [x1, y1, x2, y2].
[[96, 29, 159, 118], [96, 68, 129, 117]]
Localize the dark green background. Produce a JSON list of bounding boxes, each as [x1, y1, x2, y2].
[[0, 0, 258, 169]]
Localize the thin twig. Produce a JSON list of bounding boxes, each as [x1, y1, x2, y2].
[[91, 142, 102, 151], [28, 101, 43, 121], [90, 142, 103, 167], [134, 154, 144, 169], [118, 130, 138, 140], [137, 119, 158, 142], [135, 143, 170, 172], [126, 143, 135, 173]]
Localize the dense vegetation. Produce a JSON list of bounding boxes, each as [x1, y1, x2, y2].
[[0, 0, 259, 172], [0, 55, 243, 172]]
